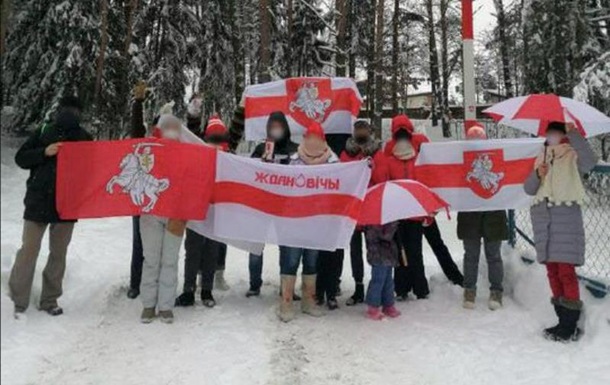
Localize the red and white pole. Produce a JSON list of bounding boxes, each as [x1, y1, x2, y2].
[[462, 0, 477, 134]]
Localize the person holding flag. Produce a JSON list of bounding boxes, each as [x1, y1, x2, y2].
[[524, 121, 597, 342], [246, 111, 299, 298], [278, 122, 339, 322], [458, 124, 508, 311], [383, 115, 430, 300], [9, 96, 93, 318], [139, 114, 187, 324]]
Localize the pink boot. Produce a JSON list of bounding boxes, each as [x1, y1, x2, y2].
[[366, 306, 384, 320], [382, 305, 401, 318]]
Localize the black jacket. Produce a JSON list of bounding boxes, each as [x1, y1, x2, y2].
[[15, 118, 93, 223], [251, 112, 298, 164], [457, 210, 509, 242]]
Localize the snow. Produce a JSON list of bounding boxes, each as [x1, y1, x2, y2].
[[2, 143, 610, 385]]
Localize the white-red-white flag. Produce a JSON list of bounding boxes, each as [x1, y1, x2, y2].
[[189, 152, 371, 251], [414, 138, 544, 212], [244, 77, 362, 142]]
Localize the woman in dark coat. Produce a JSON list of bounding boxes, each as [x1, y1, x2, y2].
[[524, 122, 597, 342]]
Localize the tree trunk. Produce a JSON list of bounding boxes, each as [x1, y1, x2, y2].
[[493, 0, 513, 98], [94, 0, 109, 114], [391, 0, 399, 114], [230, 0, 244, 104], [258, 0, 271, 83], [335, 0, 348, 77], [426, 0, 441, 128], [366, 0, 376, 121], [119, 0, 139, 139], [373, 0, 385, 133], [286, 0, 293, 77], [0, 0, 10, 57], [347, 0, 356, 79], [440, 0, 450, 137]]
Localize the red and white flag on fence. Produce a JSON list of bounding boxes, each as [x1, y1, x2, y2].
[[189, 152, 371, 251], [244, 77, 363, 142], [414, 138, 545, 212], [57, 138, 216, 220]]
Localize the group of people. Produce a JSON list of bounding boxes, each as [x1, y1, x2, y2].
[[9, 87, 597, 343]]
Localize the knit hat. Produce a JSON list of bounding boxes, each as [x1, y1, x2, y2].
[[205, 114, 227, 138], [391, 114, 414, 135], [466, 124, 487, 140], [546, 121, 567, 135], [304, 121, 325, 140]]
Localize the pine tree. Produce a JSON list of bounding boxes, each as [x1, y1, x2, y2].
[[2, 0, 101, 132]]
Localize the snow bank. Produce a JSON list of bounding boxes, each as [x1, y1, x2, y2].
[[1, 144, 609, 385]]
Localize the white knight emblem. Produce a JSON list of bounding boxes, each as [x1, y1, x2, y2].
[[289, 82, 332, 122], [106, 143, 170, 212], [465, 153, 505, 194]]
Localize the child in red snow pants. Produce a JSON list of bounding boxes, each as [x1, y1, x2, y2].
[[546, 263, 579, 301]]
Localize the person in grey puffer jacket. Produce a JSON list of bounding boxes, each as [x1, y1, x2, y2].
[[523, 121, 598, 342]]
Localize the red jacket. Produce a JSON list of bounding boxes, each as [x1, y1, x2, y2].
[[339, 148, 388, 186], [383, 133, 429, 181]]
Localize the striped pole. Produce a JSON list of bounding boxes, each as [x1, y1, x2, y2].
[[462, 0, 477, 134]]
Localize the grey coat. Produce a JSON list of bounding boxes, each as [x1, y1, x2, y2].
[[523, 131, 598, 266]]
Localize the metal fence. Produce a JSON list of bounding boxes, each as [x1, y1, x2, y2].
[[448, 120, 610, 298]]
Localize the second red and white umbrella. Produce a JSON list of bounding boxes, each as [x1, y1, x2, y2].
[[358, 180, 449, 225]]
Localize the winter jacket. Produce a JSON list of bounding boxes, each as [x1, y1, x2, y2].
[[457, 211, 509, 242], [523, 131, 598, 266], [15, 118, 93, 223], [251, 112, 298, 164], [364, 222, 400, 267], [290, 150, 339, 165], [383, 132, 429, 181], [340, 138, 388, 186]]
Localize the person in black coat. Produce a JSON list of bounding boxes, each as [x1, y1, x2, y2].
[[246, 111, 300, 298], [9, 95, 92, 317]]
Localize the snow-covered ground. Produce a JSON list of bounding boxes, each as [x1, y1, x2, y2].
[[1, 143, 609, 385]]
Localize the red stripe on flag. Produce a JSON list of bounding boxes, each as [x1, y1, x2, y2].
[[415, 158, 536, 188], [245, 89, 359, 119], [213, 181, 362, 220]]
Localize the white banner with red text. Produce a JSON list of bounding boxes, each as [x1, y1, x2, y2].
[[189, 152, 371, 251]]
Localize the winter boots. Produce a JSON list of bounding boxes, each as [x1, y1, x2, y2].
[[159, 310, 174, 324], [382, 305, 401, 318], [141, 308, 156, 324], [367, 306, 384, 320], [279, 275, 296, 322], [201, 290, 216, 308], [463, 289, 476, 309], [544, 298, 583, 342], [301, 275, 324, 317], [346, 283, 365, 306], [214, 270, 230, 291], [488, 290, 503, 311], [175, 291, 195, 307], [127, 287, 140, 299], [246, 287, 261, 298]]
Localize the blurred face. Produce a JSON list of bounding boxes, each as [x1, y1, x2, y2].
[[354, 127, 370, 144], [161, 121, 181, 140], [268, 122, 285, 141], [546, 130, 566, 146], [303, 135, 326, 153]]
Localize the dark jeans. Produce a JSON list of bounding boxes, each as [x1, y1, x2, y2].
[[129, 216, 144, 290], [279, 246, 318, 276], [423, 221, 464, 285], [349, 229, 364, 284], [183, 229, 222, 292], [216, 243, 227, 270], [316, 249, 344, 301], [366, 265, 395, 307], [249, 252, 263, 290], [394, 220, 429, 298]]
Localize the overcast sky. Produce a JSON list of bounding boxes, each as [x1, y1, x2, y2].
[[473, 0, 499, 37]]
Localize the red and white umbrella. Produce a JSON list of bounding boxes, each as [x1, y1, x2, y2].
[[483, 94, 610, 138], [358, 180, 449, 225]]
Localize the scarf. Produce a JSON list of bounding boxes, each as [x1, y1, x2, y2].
[[345, 137, 381, 157], [392, 140, 416, 161], [533, 143, 586, 206], [297, 142, 332, 165]]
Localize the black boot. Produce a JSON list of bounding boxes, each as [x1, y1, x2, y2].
[[346, 283, 364, 306], [546, 300, 583, 342], [175, 291, 195, 307], [201, 290, 217, 308], [543, 299, 562, 338], [127, 287, 140, 299]]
